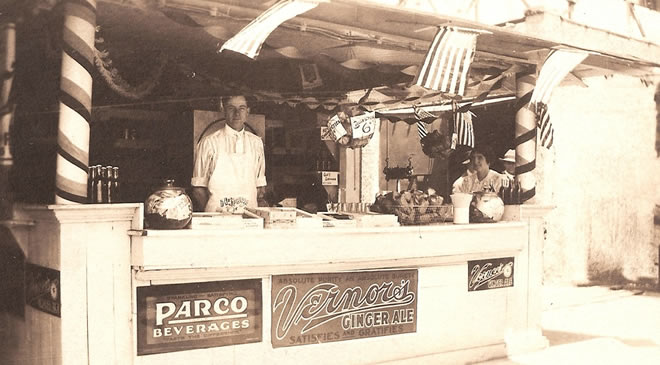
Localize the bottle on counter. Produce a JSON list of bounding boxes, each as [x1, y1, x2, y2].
[[88, 166, 97, 203], [112, 167, 120, 203], [95, 165, 103, 203], [100, 166, 108, 203], [105, 165, 114, 203]]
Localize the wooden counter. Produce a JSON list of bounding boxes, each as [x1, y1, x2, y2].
[[3, 204, 552, 365]]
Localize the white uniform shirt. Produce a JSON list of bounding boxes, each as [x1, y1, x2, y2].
[[453, 169, 503, 194], [191, 126, 267, 188]]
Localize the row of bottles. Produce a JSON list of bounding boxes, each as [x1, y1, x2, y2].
[[499, 179, 522, 205], [87, 165, 121, 204], [316, 148, 337, 171]]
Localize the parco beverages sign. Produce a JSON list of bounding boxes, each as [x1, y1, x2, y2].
[[136, 279, 262, 355]]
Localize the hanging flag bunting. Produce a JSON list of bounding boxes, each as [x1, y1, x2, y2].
[[529, 49, 587, 149], [530, 49, 588, 106], [452, 101, 475, 149], [455, 110, 475, 148], [219, 0, 322, 59], [412, 105, 436, 139], [414, 26, 481, 96], [536, 103, 553, 149]]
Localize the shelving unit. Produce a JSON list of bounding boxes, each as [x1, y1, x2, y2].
[[90, 108, 193, 203]]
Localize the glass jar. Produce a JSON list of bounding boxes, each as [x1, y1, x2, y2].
[[144, 179, 193, 229], [471, 191, 505, 222]]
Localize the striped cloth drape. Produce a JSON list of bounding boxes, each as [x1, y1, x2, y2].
[[219, 0, 321, 59], [414, 26, 479, 96], [530, 49, 588, 149], [452, 101, 475, 148], [413, 105, 436, 139]]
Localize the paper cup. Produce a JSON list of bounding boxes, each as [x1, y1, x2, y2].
[[450, 193, 473, 224]]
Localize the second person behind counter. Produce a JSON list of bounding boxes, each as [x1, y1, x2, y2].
[[452, 145, 503, 194], [499, 149, 516, 181]]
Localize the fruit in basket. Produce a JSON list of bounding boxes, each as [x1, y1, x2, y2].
[[428, 194, 443, 206], [371, 189, 447, 224]]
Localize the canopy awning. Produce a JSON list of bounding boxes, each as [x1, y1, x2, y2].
[[22, 0, 659, 102]]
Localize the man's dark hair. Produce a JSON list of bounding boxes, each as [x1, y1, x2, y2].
[[220, 95, 251, 110], [470, 145, 496, 165]]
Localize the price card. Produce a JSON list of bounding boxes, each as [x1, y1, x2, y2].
[[321, 171, 339, 185], [320, 126, 333, 141], [350, 112, 377, 139], [326, 114, 348, 141]]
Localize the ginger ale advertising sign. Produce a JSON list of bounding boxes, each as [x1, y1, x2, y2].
[[271, 270, 418, 348], [136, 279, 262, 355], [467, 257, 515, 291]]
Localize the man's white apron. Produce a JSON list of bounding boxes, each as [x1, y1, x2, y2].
[[204, 149, 257, 213]]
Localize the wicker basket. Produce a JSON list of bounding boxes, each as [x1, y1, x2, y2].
[[393, 205, 453, 225]]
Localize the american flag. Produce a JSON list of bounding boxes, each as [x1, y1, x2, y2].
[[536, 103, 554, 149], [414, 26, 480, 96], [413, 105, 437, 139], [454, 109, 475, 148], [530, 49, 587, 149], [219, 0, 321, 59]]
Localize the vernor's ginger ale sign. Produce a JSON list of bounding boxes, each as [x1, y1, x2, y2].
[[271, 270, 417, 348], [468, 257, 515, 291], [136, 279, 262, 355]]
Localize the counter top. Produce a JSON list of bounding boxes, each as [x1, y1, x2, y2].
[[130, 221, 529, 282], [129, 220, 526, 237]]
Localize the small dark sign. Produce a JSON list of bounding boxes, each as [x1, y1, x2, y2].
[[136, 279, 262, 356], [25, 263, 61, 317], [271, 269, 418, 348], [468, 257, 515, 291]]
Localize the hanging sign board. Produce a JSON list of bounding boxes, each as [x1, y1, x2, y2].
[[350, 112, 378, 139], [320, 171, 339, 185], [25, 263, 60, 317], [136, 279, 262, 356], [271, 269, 417, 348], [467, 257, 515, 291], [320, 126, 333, 141], [326, 114, 348, 141]]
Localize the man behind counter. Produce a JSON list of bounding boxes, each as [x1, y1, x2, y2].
[[191, 95, 267, 212]]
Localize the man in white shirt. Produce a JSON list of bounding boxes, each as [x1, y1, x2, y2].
[[191, 95, 267, 212]]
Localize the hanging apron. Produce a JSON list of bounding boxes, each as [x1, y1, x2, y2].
[[204, 150, 257, 214]]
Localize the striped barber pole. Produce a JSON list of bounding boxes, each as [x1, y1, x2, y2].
[[414, 26, 479, 96], [514, 74, 537, 203], [219, 0, 321, 59], [55, 0, 97, 204]]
